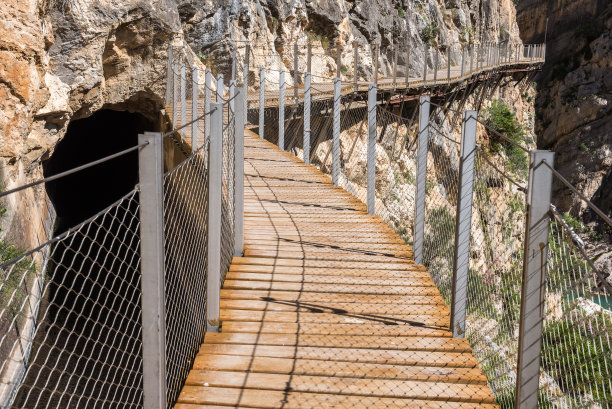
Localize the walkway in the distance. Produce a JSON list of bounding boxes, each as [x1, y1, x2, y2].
[[174, 132, 498, 408]]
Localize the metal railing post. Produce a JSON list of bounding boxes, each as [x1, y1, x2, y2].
[[304, 72, 311, 165], [423, 44, 428, 83], [259, 67, 265, 139], [460, 48, 465, 78], [234, 87, 245, 257], [393, 45, 399, 90], [137, 131, 167, 409], [373, 44, 379, 84], [470, 45, 474, 74], [332, 77, 341, 185], [173, 62, 179, 127], [231, 46, 237, 82], [450, 110, 477, 338], [307, 42, 312, 74], [181, 64, 186, 133], [367, 83, 377, 214], [414, 96, 430, 265], [293, 41, 299, 103], [433, 49, 438, 84], [229, 80, 236, 113], [165, 45, 173, 107], [515, 150, 555, 409], [207, 102, 224, 332], [336, 43, 342, 79], [205, 68, 212, 141], [216, 74, 224, 102], [192, 66, 199, 150], [243, 44, 250, 89], [405, 44, 410, 87], [353, 43, 359, 91], [447, 47, 451, 84], [278, 70, 285, 150]]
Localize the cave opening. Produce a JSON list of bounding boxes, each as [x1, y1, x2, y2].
[[13, 109, 156, 408]]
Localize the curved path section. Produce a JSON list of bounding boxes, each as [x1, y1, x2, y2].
[[174, 133, 498, 408]]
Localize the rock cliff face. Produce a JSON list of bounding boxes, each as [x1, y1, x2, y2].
[[0, 0, 532, 249], [516, 0, 612, 218]]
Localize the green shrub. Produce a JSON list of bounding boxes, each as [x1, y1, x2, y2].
[[397, 6, 404, 18], [542, 313, 612, 404], [483, 100, 528, 177], [421, 22, 439, 46]]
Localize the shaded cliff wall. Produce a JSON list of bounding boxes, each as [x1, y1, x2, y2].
[[517, 0, 612, 216]]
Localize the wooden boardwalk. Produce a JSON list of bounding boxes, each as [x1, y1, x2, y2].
[[175, 134, 497, 408]]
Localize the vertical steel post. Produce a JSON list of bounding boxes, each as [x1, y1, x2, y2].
[[405, 44, 410, 87], [336, 43, 342, 79], [470, 45, 474, 74], [423, 44, 428, 83], [165, 45, 173, 107], [367, 84, 377, 214], [207, 102, 223, 333], [181, 64, 186, 134], [304, 72, 311, 165], [216, 74, 224, 103], [393, 45, 399, 90], [373, 44, 379, 84], [191, 66, 199, 151], [447, 47, 451, 84], [414, 96, 430, 265], [229, 80, 236, 113], [433, 49, 438, 84], [294, 41, 299, 103], [205, 69, 212, 142], [460, 48, 465, 77], [450, 110, 477, 338], [259, 67, 265, 139], [137, 131, 167, 409], [307, 42, 312, 74], [515, 150, 554, 409], [231, 46, 237, 82], [243, 44, 251, 88], [234, 87, 245, 257], [353, 43, 359, 91], [332, 77, 341, 186], [278, 70, 285, 150], [173, 62, 179, 127]]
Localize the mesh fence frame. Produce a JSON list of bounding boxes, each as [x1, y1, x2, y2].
[[1, 191, 144, 409], [220, 99, 236, 282], [162, 135, 210, 405], [465, 149, 528, 408]]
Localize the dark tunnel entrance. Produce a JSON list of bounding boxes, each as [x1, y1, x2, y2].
[[14, 109, 155, 408]]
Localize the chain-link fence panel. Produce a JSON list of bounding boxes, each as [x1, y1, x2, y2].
[[220, 100, 236, 281], [540, 205, 611, 408], [1, 191, 144, 409], [163, 134, 210, 406]]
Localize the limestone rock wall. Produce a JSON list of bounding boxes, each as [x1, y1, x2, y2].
[[517, 0, 612, 218]]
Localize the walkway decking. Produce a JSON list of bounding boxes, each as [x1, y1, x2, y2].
[[174, 133, 497, 408]]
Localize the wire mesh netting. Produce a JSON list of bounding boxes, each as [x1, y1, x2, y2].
[[1, 190, 144, 409], [220, 99, 236, 280], [539, 205, 611, 408], [162, 134, 210, 405]]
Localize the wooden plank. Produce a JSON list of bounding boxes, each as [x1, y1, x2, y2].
[[224, 272, 434, 286], [197, 344, 477, 368], [182, 371, 495, 403], [204, 333, 470, 352], [231, 257, 417, 268], [222, 280, 439, 295], [176, 387, 498, 408], [220, 290, 445, 305], [219, 320, 454, 337], [219, 299, 448, 316], [219, 309, 449, 326], [191, 354, 487, 384]]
